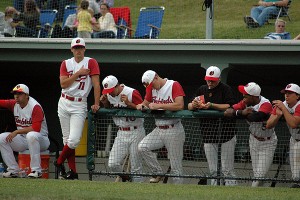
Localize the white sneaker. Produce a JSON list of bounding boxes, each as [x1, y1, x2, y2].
[[3, 171, 19, 178], [149, 176, 163, 183], [28, 171, 42, 178]]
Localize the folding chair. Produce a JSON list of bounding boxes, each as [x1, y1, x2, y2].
[[38, 9, 58, 38], [133, 6, 165, 39], [110, 7, 132, 38], [62, 5, 77, 29], [271, 0, 292, 21]]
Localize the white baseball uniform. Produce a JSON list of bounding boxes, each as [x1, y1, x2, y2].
[[233, 96, 277, 187], [271, 100, 300, 181], [138, 79, 185, 184], [58, 57, 100, 149], [106, 84, 145, 182], [0, 98, 50, 173]]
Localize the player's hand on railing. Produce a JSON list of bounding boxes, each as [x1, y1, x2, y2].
[[242, 108, 253, 116], [91, 104, 100, 113]]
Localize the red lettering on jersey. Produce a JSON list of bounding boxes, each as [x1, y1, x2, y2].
[[152, 96, 173, 104], [15, 117, 32, 127]]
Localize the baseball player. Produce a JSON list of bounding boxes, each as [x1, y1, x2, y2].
[[225, 82, 277, 187], [100, 75, 145, 182], [54, 37, 100, 180], [188, 66, 237, 186], [0, 84, 50, 178], [137, 70, 185, 184], [266, 83, 300, 188]]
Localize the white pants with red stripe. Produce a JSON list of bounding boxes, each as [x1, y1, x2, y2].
[[58, 97, 87, 149], [0, 131, 49, 173], [108, 127, 145, 182], [249, 133, 277, 187], [204, 136, 237, 186], [138, 122, 185, 184], [290, 137, 300, 181]]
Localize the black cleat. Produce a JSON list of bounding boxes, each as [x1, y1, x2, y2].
[[53, 160, 66, 179], [63, 169, 79, 180]]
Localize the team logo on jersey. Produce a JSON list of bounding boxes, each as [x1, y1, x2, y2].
[[104, 83, 108, 88], [209, 71, 214, 76]]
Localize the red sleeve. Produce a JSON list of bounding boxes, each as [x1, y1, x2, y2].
[[232, 101, 246, 110], [31, 105, 44, 132], [271, 106, 277, 115], [60, 61, 69, 76], [132, 90, 143, 105], [259, 102, 273, 114], [145, 89, 152, 102], [0, 99, 16, 112], [88, 58, 100, 76], [172, 81, 185, 99], [294, 105, 300, 117]]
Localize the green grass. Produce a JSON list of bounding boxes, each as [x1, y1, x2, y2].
[[1, 0, 299, 39], [1, 179, 300, 200]]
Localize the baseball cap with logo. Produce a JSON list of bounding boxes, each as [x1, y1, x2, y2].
[[71, 37, 85, 48], [11, 84, 29, 94], [281, 83, 300, 95], [238, 82, 261, 96], [142, 70, 156, 88], [102, 75, 118, 94], [205, 66, 221, 81]]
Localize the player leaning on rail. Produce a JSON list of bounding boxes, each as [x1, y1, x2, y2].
[[224, 82, 277, 187], [100, 75, 145, 183]]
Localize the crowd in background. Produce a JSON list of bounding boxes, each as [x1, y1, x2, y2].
[[0, 0, 300, 39]]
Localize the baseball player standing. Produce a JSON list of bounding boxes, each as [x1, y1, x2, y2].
[[225, 82, 277, 187], [266, 83, 300, 188], [188, 66, 237, 186], [137, 70, 186, 184], [55, 37, 100, 180], [0, 84, 50, 178], [100, 75, 145, 182]]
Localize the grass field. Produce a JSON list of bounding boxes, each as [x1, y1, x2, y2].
[[1, 0, 299, 39], [0, 179, 300, 200]]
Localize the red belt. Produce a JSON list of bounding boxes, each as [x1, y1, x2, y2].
[[119, 126, 137, 131], [253, 134, 271, 141], [61, 93, 82, 102], [158, 124, 175, 129]]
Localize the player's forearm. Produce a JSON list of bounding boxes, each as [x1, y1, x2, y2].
[[60, 74, 80, 89], [266, 114, 280, 129], [210, 103, 230, 111], [160, 102, 184, 111], [282, 109, 299, 128]]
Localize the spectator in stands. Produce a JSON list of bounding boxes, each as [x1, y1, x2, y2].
[[188, 66, 237, 186], [100, 75, 145, 182], [77, 0, 94, 38], [97, 0, 114, 8], [88, 0, 101, 19], [244, 0, 289, 28], [266, 83, 300, 188], [4, 6, 20, 37], [92, 3, 116, 38], [46, 0, 76, 22], [14, 0, 40, 37], [137, 70, 186, 184], [264, 19, 291, 40], [0, 11, 4, 37], [224, 82, 277, 187]]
